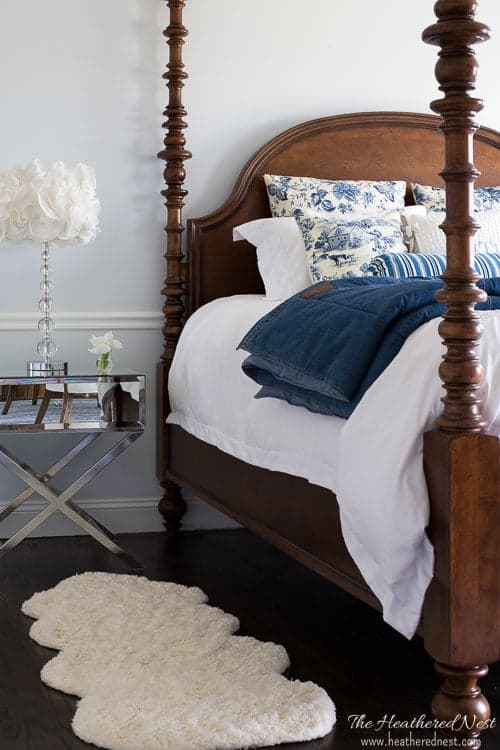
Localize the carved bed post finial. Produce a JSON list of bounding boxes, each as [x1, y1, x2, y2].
[[423, 1, 490, 434], [157, 0, 192, 534], [159, 0, 191, 362]]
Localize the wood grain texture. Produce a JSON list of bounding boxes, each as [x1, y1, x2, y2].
[[424, 430, 500, 744], [188, 112, 500, 312], [423, 2, 491, 433], [424, 431, 500, 668], [422, 4, 497, 744], [432, 664, 491, 749], [157, 0, 191, 532]]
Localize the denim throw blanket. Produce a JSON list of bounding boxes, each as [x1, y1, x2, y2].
[[239, 277, 500, 418]]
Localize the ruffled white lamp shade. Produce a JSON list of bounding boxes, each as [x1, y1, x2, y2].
[[0, 160, 100, 244], [0, 160, 100, 373]]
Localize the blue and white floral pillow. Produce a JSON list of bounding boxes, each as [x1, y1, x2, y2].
[[265, 174, 406, 219], [412, 183, 500, 212], [296, 212, 406, 282]]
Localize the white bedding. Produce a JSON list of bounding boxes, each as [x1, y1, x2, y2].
[[168, 295, 500, 638], [168, 296, 345, 490]]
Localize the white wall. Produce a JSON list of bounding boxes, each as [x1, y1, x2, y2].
[[183, 0, 500, 217], [0, 0, 498, 535]]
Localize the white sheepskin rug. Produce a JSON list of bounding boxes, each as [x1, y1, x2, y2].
[[23, 572, 335, 750]]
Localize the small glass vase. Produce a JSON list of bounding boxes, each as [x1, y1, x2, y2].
[[96, 354, 113, 375]]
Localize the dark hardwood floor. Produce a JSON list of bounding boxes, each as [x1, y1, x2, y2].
[[0, 529, 498, 750]]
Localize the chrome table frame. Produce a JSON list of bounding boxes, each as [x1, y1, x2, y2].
[[0, 373, 145, 570]]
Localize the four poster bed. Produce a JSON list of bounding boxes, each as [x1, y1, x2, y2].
[[157, 1, 499, 746]]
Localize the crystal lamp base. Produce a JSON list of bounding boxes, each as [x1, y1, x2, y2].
[[27, 361, 68, 376]]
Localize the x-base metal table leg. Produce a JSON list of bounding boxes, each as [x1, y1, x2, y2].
[[0, 433, 100, 523], [0, 432, 143, 570]]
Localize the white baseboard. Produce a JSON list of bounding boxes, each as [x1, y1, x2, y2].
[[0, 495, 238, 537]]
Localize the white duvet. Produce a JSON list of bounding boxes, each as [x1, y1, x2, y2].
[[168, 295, 500, 638]]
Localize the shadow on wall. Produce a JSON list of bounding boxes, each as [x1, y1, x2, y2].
[[128, 0, 165, 243]]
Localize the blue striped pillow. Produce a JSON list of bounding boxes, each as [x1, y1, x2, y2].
[[475, 253, 500, 278], [367, 253, 500, 279], [367, 253, 446, 278]]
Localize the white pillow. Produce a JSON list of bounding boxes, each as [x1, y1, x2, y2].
[[400, 205, 427, 249], [401, 205, 427, 219], [233, 217, 312, 300], [404, 210, 500, 254]]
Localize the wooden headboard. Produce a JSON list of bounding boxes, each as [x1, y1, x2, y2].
[[188, 111, 500, 313]]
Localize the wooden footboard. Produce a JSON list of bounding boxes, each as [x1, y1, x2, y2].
[[423, 430, 500, 744], [424, 430, 500, 667]]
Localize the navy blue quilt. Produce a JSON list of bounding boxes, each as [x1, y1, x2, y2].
[[239, 277, 500, 418]]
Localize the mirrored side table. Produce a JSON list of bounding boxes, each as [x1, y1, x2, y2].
[[0, 371, 145, 570]]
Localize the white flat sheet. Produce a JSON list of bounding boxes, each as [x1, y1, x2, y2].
[[168, 295, 345, 491], [168, 295, 500, 639]]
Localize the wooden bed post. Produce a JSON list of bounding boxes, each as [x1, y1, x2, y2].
[[424, 0, 490, 435], [423, 3, 498, 747], [157, 0, 191, 534]]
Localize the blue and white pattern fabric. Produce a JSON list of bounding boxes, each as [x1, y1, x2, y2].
[[264, 174, 406, 219], [367, 252, 500, 279], [367, 253, 446, 278], [296, 213, 406, 282], [412, 183, 500, 212], [475, 253, 500, 278]]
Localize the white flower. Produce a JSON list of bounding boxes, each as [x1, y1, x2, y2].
[[88, 331, 123, 355], [0, 160, 100, 246]]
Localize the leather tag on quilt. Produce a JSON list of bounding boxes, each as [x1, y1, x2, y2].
[[301, 282, 336, 299]]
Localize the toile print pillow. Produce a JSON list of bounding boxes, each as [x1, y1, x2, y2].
[[296, 212, 406, 282], [264, 174, 406, 220], [411, 183, 500, 212]]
